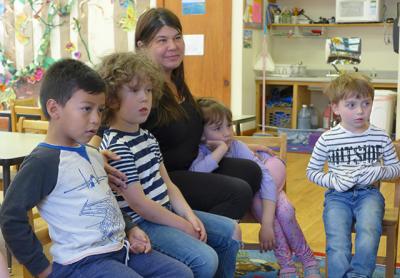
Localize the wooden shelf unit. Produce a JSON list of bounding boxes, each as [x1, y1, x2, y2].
[[255, 79, 397, 130], [271, 22, 391, 28]]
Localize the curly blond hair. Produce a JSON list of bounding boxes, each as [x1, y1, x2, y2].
[[96, 52, 163, 125]]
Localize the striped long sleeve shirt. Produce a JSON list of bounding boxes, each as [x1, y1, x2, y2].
[[306, 124, 400, 192]]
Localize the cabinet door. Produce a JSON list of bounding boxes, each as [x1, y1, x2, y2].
[[157, 0, 232, 107]]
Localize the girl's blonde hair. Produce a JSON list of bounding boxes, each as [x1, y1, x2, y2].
[[324, 72, 374, 104], [197, 98, 232, 126], [97, 52, 163, 125]]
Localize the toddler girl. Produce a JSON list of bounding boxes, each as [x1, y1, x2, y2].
[[189, 98, 320, 277]]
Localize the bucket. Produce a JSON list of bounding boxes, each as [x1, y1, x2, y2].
[[370, 90, 397, 134]]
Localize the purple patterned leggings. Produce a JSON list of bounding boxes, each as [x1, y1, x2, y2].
[[251, 157, 317, 273]]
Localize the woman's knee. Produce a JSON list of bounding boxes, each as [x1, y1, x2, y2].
[[216, 158, 262, 194]]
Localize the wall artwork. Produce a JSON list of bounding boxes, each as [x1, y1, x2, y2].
[[0, 0, 151, 106], [243, 0, 263, 29]]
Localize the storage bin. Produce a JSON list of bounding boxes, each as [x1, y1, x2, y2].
[[266, 106, 291, 128], [370, 90, 397, 134], [277, 127, 324, 146]]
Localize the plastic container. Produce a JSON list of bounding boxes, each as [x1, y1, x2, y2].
[[370, 90, 397, 134], [309, 104, 319, 129], [323, 105, 331, 129], [297, 104, 311, 129]]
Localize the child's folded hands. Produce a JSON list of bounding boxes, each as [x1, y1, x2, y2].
[[127, 226, 152, 254], [183, 212, 207, 242]]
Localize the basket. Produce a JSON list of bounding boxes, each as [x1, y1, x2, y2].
[[266, 106, 292, 128]]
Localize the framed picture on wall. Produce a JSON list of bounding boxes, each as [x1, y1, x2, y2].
[[243, 0, 263, 29]]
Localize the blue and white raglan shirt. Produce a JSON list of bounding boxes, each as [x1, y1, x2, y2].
[[0, 144, 126, 276], [307, 124, 400, 192], [100, 128, 170, 224]]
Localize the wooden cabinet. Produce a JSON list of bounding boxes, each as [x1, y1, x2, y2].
[[255, 79, 397, 129]]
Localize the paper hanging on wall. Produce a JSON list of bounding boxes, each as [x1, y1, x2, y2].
[[183, 34, 204, 56], [182, 0, 206, 15], [325, 37, 361, 65]]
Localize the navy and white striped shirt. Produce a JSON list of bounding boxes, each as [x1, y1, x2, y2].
[[100, 128, 170, 223], [307, 124, 400, 192]]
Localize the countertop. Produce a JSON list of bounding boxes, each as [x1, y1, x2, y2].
[[255, 70, 398, 84]]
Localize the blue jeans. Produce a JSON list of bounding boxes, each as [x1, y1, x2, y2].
[[138, 210, 240, 278], [49, 247, 193, 278], [323, 187, 385, 278]]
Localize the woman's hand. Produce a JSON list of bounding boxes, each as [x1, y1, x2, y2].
[[248, 144, 275, 156], [100, 150, 128, 191], [127, 226, 152, 254], [183, 212, 207, 242]]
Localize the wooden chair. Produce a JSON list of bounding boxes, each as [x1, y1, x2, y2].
[[10, 97, 37, 107], [236, 133, 287, 249], [17, 117, 49, 134], [10, 103, 45, 132], [325, 141, 400, 278]]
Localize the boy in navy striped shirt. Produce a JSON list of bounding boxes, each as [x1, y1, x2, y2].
[[307, 73, 400, 277], [98, 52, 241, 278]]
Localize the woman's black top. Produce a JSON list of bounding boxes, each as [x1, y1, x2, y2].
[[141, 98, 203, 171]]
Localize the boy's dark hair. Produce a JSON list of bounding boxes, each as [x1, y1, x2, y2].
[[324, 72, 374, 104], [40, 59, 106, 119], [197, 97, 232, 126], [96, 52, 164, 125]]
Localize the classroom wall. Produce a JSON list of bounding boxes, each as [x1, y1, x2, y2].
[[240, 0, 399, 128], [0, 0, 155, 71]]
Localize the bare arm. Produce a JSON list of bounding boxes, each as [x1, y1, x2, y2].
[[259, 200, 276, 252], [120, 182, 199, 239], [160, 163, 207, 241], [248, 144, 275, 156]]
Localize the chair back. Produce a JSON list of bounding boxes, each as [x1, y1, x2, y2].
[[233, 133, 287, 162], [11, 104, 45, 132], [17, 117, 48, 134]]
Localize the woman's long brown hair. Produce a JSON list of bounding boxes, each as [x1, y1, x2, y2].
[[135, 8, 198, 127]]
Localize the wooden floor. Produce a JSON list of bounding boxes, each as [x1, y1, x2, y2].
[[5, 152, 400, 277], [241, 152, 398, 260]]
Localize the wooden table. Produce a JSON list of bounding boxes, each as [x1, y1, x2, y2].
[[232, 114, 256, 135], [0, 131, 45, 271]]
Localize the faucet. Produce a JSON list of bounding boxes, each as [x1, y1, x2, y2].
[[331, 63, 340, 73]]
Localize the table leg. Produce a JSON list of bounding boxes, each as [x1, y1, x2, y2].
[[2, 165, 12, 273], [235, 123, 241, 135]]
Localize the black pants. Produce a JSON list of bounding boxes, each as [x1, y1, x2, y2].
[[169, 157, 262, 219]]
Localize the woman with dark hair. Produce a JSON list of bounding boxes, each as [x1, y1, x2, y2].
[[93, 8, 262, 220]]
